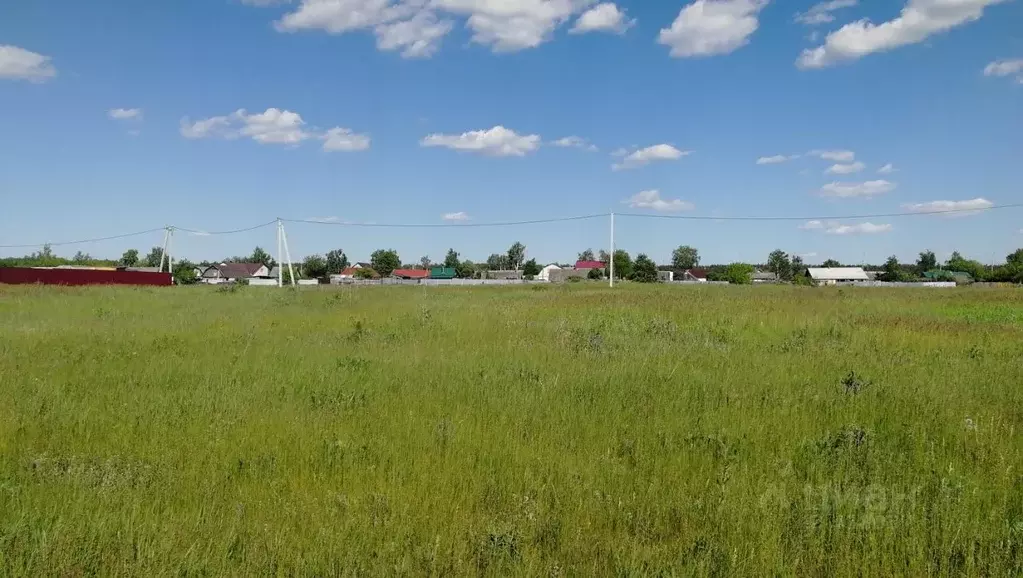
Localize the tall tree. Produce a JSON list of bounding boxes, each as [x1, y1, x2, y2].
[[522, 258, 541, 278], [172, 259, 200, 285], [119, 249, 139, 267], [419, 255, 431, 269], [302, 254, 328, 279], [370, 249, 401, 277], [1007, 248, 1023, 267], [486, 253, 508, 270], [444, 249, 460, 269], [612, 250, 633, 280], [723, 263, 754, 285], [455, 259, 475, 279], [821, 258, 841, 268], [598, 249, 611, 264], [578, 248, 595, 262], [72, 251, 92, 264], [325, 249, 349, 275], [250, 246, 276, 269], [671, 245, 700, 270], [789, 255, 805, 280], [917, 250, 937, 275], [766, 250, 792, 280], [879, 255, 902, 282], [632, 254, 658, 283], [506, 242, 526, 270], [142, 246, 163, 268]]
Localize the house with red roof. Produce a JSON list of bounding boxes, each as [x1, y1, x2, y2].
[[391, 269, 430, 280], [574, 260, 606, 270]]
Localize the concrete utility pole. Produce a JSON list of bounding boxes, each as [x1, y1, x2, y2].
[[609, 212, 615, 288]]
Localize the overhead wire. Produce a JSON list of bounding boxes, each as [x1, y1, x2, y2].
[[281, 213, 610, 228], [616, 202, 1023, 222]]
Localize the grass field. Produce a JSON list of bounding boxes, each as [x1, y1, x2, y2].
[[1, 284, 1021, 576]]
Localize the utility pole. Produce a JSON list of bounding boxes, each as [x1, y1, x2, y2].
[[609, 212, 615, 288]]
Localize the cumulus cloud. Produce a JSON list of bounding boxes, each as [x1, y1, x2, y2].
[[551, 136, 598, 151], [108, 108, 143, 121], [809, 149, 855, 162], [0, 45, 57, 81], [902, 198, 994, 216], [795, 0, 857, 26], [984, 58, 1023, 83], [442, 211, 471, 221], [756, 154, 799, 165], [877, 163, 896, 174], [658, 0, 767, 58], [801, 220, 892, 234], [273, 0, 605, 54], [825, 161, 865, 174], [180, 108, 369, 151], [420, 125, 541, 157], [612, 144, 690, 170], [624, 190, 695, 212], [819, 180, 896, 198], [571, 3, 634, 34], [798, 0, 1007, 69]]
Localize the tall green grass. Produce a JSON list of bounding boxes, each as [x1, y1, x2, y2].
[[0, 284, 1020, 575]]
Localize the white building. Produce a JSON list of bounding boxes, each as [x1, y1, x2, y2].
[[806, 267, 869, 285], [538, 264, 561, 282]]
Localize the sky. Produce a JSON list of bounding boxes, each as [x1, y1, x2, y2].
[[1, 0, 1021, 266]]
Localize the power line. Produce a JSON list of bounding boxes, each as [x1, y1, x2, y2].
[[174, 220, 278, 236], [616, 203, 1023, 222], [281, 213, 609, 228], [0, 228, 167, 249]]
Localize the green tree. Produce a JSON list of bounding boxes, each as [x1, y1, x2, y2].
[[632, 254, 658, 283], [879, 255, 902, 282], [172, 260, 199, 285], [455, 259, 475, 279], [612, 250, 633, 280], [723, 263, 754, 285], [1007, 248, 1023, 267], [72, 251, 92, 264], [821, 258, 841, 268], [766, 250, 792, 281], [790, 255, 805, 280], [444, 249, 460, 269], [587, 268, 604, 280], [916, 250, 937, 276], [578, 248, 595, 262], [302, 254, 328, 279], [419, 255, 431, 269], [522, 258, 541, 278], [325, 249, 349, 275], [486, 253, 508, 270], [142, 246, 164, 268], [250, 246, 276, 269], [506, 242, 526, 270], [598, 249, 611, 264], [370, 249, 401, 277], [354, 268, 376, 280], [119, 249, 139, 267], [945, 251, 984, 280], [671, 245, 699, 270]]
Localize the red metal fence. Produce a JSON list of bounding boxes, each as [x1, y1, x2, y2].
[[0, 268, 172, 286]]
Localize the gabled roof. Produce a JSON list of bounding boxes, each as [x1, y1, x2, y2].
[[392, 269, 430, 279], [807, 267, 869, 281], [575, 260, 606, 269], [215, 262, 265, 278], [685, 268, 709, 279]]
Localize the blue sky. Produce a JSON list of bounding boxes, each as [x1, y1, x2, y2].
[[1, 0, 1021, 266]]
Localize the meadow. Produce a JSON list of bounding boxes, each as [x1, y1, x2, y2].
[[0, 283, 1020, 576]]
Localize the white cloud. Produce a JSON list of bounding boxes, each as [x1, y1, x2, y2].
[[984, 58, 1023, 83], [188, 230, 211, 236], [322, 127, 371, 151], [420, 125, 541, 157], [442, 211, 471, 221], [571, 3, 634, 34], [825, 161, 865, 174], [306, 216, 340, 223], [819, 179, 896, 198], [795, 0, 857, 26], [108, 108, 143, 121], [274, 0, 604, 54], [551, 136, 598, 151], [902, 198, 994, 216], [612, 144, 690, 170], [877, 162, 896, 174], [756, 154, 798, 165], [181, 108, 368, 151], [798, 0, 1008, 69], [658, 0, 767, 58], [809, 149, 855, 162], [374, 10, 454, 58], [801, 220, 892, 234], [624, 190, 694, 212], [0, 45, 57, 81]]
